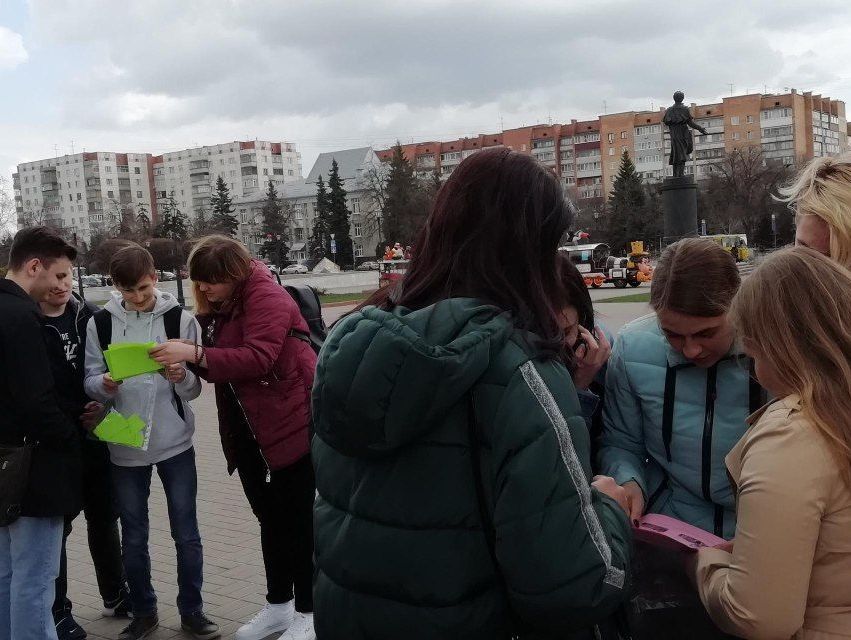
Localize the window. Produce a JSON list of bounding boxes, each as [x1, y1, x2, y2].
[[747, 131, 753, 140], [263, 168, 269, 175], [730, 116, 740, 125], [288, 170, 294, 176], [137, 191, 143, 198], [607, 133, 615, 143], [240, 209, 248, 223], [273, 168, 283, 175], [105, 165, 112, 173], [608, 148, 615, 156], [134, 167, 141, 174], [732, 132, 740, 140], [228, 158, 235, 164], [355, 245, 363, 258], [169, 167, 175, 174], [351, 197, 360, 214], [746, 115, 754, 124], [352, 222, 362, 237], [621, 131, 627, 139], [107, 190, 114, 198], [106, 179, 113, 185]]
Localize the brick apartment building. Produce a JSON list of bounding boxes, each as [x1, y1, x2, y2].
[[377, 90, 848, 205]]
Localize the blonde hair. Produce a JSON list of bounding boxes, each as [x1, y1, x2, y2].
[[650, 237, 740, 317], [778, 153, 851, 268], [188, 235, 252, 315], [729, 246, 851, 486]]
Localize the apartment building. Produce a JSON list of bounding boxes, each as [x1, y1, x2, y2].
[[13, 151, 155, 242], [13, 139, 302, 244], [378, 89, 847, 202], [151, 140, 302, 219], [234, 147, 384, 262]]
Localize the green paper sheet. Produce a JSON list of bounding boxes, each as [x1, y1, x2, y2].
[[93, 411, 146, 448], [103, 342, 162, 381]]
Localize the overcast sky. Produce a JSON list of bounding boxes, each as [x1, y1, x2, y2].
[[2, 0, 850, 188]]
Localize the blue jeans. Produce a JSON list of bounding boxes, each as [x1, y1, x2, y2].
[[111, 447, 204, 617], [0, 516, 63, 640]]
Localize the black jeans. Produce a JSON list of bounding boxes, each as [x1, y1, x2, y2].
[[54, 438, 126, 617], [235, 441, 315, 612]]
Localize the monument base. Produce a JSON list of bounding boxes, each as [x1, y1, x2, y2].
[[661, 175, 699, 245]]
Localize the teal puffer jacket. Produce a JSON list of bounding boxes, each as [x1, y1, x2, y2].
[[598, 314, 759, 538], [312, 299, 631, 640]]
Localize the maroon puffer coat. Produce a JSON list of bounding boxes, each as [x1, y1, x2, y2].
[[197, 260, 316, 473]]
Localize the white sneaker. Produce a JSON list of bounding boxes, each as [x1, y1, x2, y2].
[[235, 602, 294, 640], [278, 612, 315, 640]]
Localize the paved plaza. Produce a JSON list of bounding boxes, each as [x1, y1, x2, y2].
[[65, 297, 648, 639]]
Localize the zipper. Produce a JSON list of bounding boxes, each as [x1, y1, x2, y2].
[[228, 382, 271, 482], [701, 364, 718, 503]]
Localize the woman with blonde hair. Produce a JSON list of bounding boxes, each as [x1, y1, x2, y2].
[[151, 235, 317, 640], [690, 246, 851, 639], [779, 153, 851, 265]]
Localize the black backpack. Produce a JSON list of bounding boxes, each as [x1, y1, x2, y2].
[[274, 275, 327, 355], [93, 306, 186, 420]]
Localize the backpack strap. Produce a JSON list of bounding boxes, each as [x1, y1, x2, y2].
[[162, 306, 183, 341], [93, 309, 112, 352], [162, 306, 186, 422]]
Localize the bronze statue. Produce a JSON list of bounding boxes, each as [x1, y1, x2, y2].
[[663, 91, 708, 178]]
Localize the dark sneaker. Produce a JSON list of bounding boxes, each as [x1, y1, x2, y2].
[[118, 615, 158, 640], [55, 614, 87, 640], [103, 589, 132, 618], [180, 612, 220, 639]]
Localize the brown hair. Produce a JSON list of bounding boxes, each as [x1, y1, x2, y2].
[[777, 153, 851, 268], [188, 235, 252, 315], [730, 246, 851, 486], [8, 226, 77, 271], [109, 243, 156, 288], [650, 237, 740, 317]]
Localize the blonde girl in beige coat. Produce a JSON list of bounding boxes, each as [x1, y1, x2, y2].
[[690, 247, 851, 639]]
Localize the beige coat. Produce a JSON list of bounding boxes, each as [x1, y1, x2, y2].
[[693, 395, 851, 639]]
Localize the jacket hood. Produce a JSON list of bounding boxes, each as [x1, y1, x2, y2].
[[313, 298, 514, 457], [104, 288, 179, 319]]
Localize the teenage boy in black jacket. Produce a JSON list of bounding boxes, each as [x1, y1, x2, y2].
[[41, 284, 130, 640], [0, 227, 82, 640]]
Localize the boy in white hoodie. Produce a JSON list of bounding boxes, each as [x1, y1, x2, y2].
[[83, 244, 219, 640]]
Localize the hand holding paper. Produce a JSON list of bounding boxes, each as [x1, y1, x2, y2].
[[104, 342, 163, 381]]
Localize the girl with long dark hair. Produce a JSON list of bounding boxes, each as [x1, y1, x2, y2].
[[311, 149, 632, 639]]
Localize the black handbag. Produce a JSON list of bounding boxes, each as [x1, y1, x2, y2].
[[0, 440, 33, 526]]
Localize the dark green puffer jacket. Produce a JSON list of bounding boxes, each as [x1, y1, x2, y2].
[[312, 299, 631, 639]]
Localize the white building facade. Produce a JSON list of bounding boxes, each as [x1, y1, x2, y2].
[[235, 147, 384, 263]]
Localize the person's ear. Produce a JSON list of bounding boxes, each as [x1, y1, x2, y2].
[[25, 258, 41, 277]]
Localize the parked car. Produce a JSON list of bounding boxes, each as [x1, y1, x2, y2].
[[81, 275, 103, 288], [159, 271, 177, 281], [356, 261, 381, 271], [281, 263, 309, 274]]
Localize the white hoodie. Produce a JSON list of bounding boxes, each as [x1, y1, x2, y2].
[[83, 289, 201, 466]]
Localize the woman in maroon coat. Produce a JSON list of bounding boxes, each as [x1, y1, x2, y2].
[[151, 235, 317, 640]]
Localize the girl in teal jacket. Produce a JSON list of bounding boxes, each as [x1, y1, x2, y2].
[[598, 238, 763, 539]]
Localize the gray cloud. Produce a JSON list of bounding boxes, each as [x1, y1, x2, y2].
[[14, 0, 851, 171]]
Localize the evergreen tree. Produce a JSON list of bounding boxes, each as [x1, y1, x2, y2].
[[136, 203, 151, 235], [154, 192, 189, 241], [326, 159, 353, 267], [381, 143, 429, 245], [308, 175, 332, 260], [604, 151, 648, 254], [259, 180, 291, 266], [210, 176, 239, 237]]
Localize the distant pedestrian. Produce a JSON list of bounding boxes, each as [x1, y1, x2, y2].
[[152, 235, 317, 640], [0, 227, 82, 640]]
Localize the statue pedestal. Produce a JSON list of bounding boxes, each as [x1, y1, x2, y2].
[[661, 175, 699, 244]]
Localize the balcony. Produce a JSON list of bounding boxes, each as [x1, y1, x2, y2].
[[241, 166, 258, 176], [240, 154, 257, 165], [41, 183, 59, 192], [189, 160, 211, 173], [190, 174, 208, 184]]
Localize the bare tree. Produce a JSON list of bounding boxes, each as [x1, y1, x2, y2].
[[701, 147, 793, 247], [0, 176, 16, 232]]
